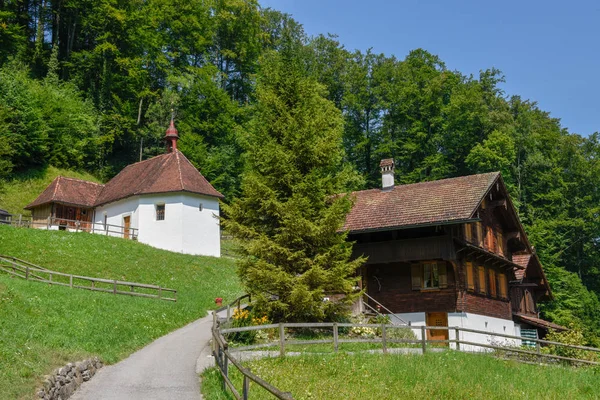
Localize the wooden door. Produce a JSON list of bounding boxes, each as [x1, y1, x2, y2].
[[123, 216, 131, 239], [426, 312, 448, 344]]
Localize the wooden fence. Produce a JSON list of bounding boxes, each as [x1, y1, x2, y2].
[[0, 255, 176, 302], [211, 303, 600, 399], [6, 215, 138, 240]]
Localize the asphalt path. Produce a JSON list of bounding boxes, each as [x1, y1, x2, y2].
[[70, 312, 218, 400]]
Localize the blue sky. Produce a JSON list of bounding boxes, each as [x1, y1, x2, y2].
[[260, 0, 600, 137]]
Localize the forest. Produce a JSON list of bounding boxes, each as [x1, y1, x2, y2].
[[0, 0, 599, 342]]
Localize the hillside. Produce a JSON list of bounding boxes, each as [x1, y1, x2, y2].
[[0, 225, 242, 399], [202, 352, 599, 399], [0, 166, 101, 216]]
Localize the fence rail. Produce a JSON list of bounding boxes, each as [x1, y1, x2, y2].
[[0, 255, 176, 302], [5, 215, 138, 240], [211, 311, 600, 399]]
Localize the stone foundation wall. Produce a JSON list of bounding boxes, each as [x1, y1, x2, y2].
[[37, 357, 103, 400]]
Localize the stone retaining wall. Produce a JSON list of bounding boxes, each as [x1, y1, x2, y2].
[[37, 357, 103, 400]]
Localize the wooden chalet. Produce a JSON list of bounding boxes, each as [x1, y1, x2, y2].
[[346, 159, 565, 343]]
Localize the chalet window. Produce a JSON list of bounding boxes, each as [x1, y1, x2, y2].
[[466, 261, 475, 291], [156, 204, 165, 221], [411, 262, 447, 290], [488, 269, 497, 298], [464, 224, 472, 243], [478, 266, 486, 294], [498, 273, 508, 299]]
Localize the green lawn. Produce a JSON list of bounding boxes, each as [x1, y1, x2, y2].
[[0, 165, 101, 216], [0, 225, 242, 399], [201, 351, 600, 400]]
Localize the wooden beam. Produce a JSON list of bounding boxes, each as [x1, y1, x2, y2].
[[489, 199, 507, 209], [506, 231, 521, 241]]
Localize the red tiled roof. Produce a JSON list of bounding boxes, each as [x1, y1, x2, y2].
[[26, 151, 223, 210], [95, 150, 223, 206], [512, 254, 531, 280], [513, 314, 567, 332], [344, 172, 500, 233], [25, 177, 104, 209]]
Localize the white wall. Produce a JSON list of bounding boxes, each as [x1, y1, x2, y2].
[[94, 197, 139, 238], [138, 193, 220, 257], [91, 192, 220, 257], [389, 311, 518, 350]]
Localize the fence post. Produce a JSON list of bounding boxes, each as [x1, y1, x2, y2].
[[382, 324, 387, 354], [49, 272, 53, 285], [222, 354, 228, 392], [536, 341, 542, 364], [421, 326, 427, 354], [70, 275, 73, 288], [279, 323, 285, 357], [158, 286, 162, 299], [113, 280, 117, 295], [242, 375, 250, 400], [455, 327, 460, 351], [47, 216, 51, 230], [18, 214, 22, 227], [333, 323, 339, 352]]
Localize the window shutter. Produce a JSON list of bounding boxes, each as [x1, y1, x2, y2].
[[464, 224, 472, 242], [488, 269, 497, 297], [438, 262, 448, 289], [499, 273, 507, 298], [478, 266, 487, 294], [411, 264, 421, 290], [466, 262, 474, 291]]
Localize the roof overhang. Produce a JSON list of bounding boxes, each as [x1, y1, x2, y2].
[[346, 218, 480, 235], [513, 313, 567, 332], [25, 200, 94, 210], [455, 239, 526, 272]]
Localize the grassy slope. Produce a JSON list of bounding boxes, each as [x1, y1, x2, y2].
[[0, 166, 101, 216], [0, 225, 242, 399], [202, 351, 600, 400]]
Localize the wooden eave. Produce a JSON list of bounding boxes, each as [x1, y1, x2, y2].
[[455, 238, 526, 272]]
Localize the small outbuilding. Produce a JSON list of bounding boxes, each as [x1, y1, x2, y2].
[[25, 118, 224, 257]]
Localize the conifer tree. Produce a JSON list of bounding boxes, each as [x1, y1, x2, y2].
[[222, 51, 364, 322]]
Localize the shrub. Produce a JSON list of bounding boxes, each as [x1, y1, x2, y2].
[[544, 328, 599, 364]]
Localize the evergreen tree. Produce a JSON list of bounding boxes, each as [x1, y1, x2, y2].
[[222, 51, 364, 322]]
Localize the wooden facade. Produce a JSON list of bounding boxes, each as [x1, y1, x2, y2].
[[350, 175, 554, 334], [31, 202, 94, 230]]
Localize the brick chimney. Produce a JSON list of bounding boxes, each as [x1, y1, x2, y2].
[[380, 158, 395, 190]]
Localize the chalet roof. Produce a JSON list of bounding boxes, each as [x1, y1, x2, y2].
[[25, 177, 104, 210], [344, 171, 500, 233], [95, 150, 223, 206], [0, 208, 11, 216], [25, 151, 223, 210], [513, 314, 567, 332]]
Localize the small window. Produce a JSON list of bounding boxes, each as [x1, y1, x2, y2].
[[199, 203, 203, 212], [478, 266, 487, 294], [423, 262, 439, 288], [411, 262, 448, 290], [489, 269, 497, 298], [466, 262, 475, 291], [156, 204, 165, 221], [82, 209, 87, 216]]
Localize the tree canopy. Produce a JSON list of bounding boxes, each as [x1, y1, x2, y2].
[[0, 0, 598, 341]]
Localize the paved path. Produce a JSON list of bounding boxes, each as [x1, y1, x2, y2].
[[71, 313, 218, 400]]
